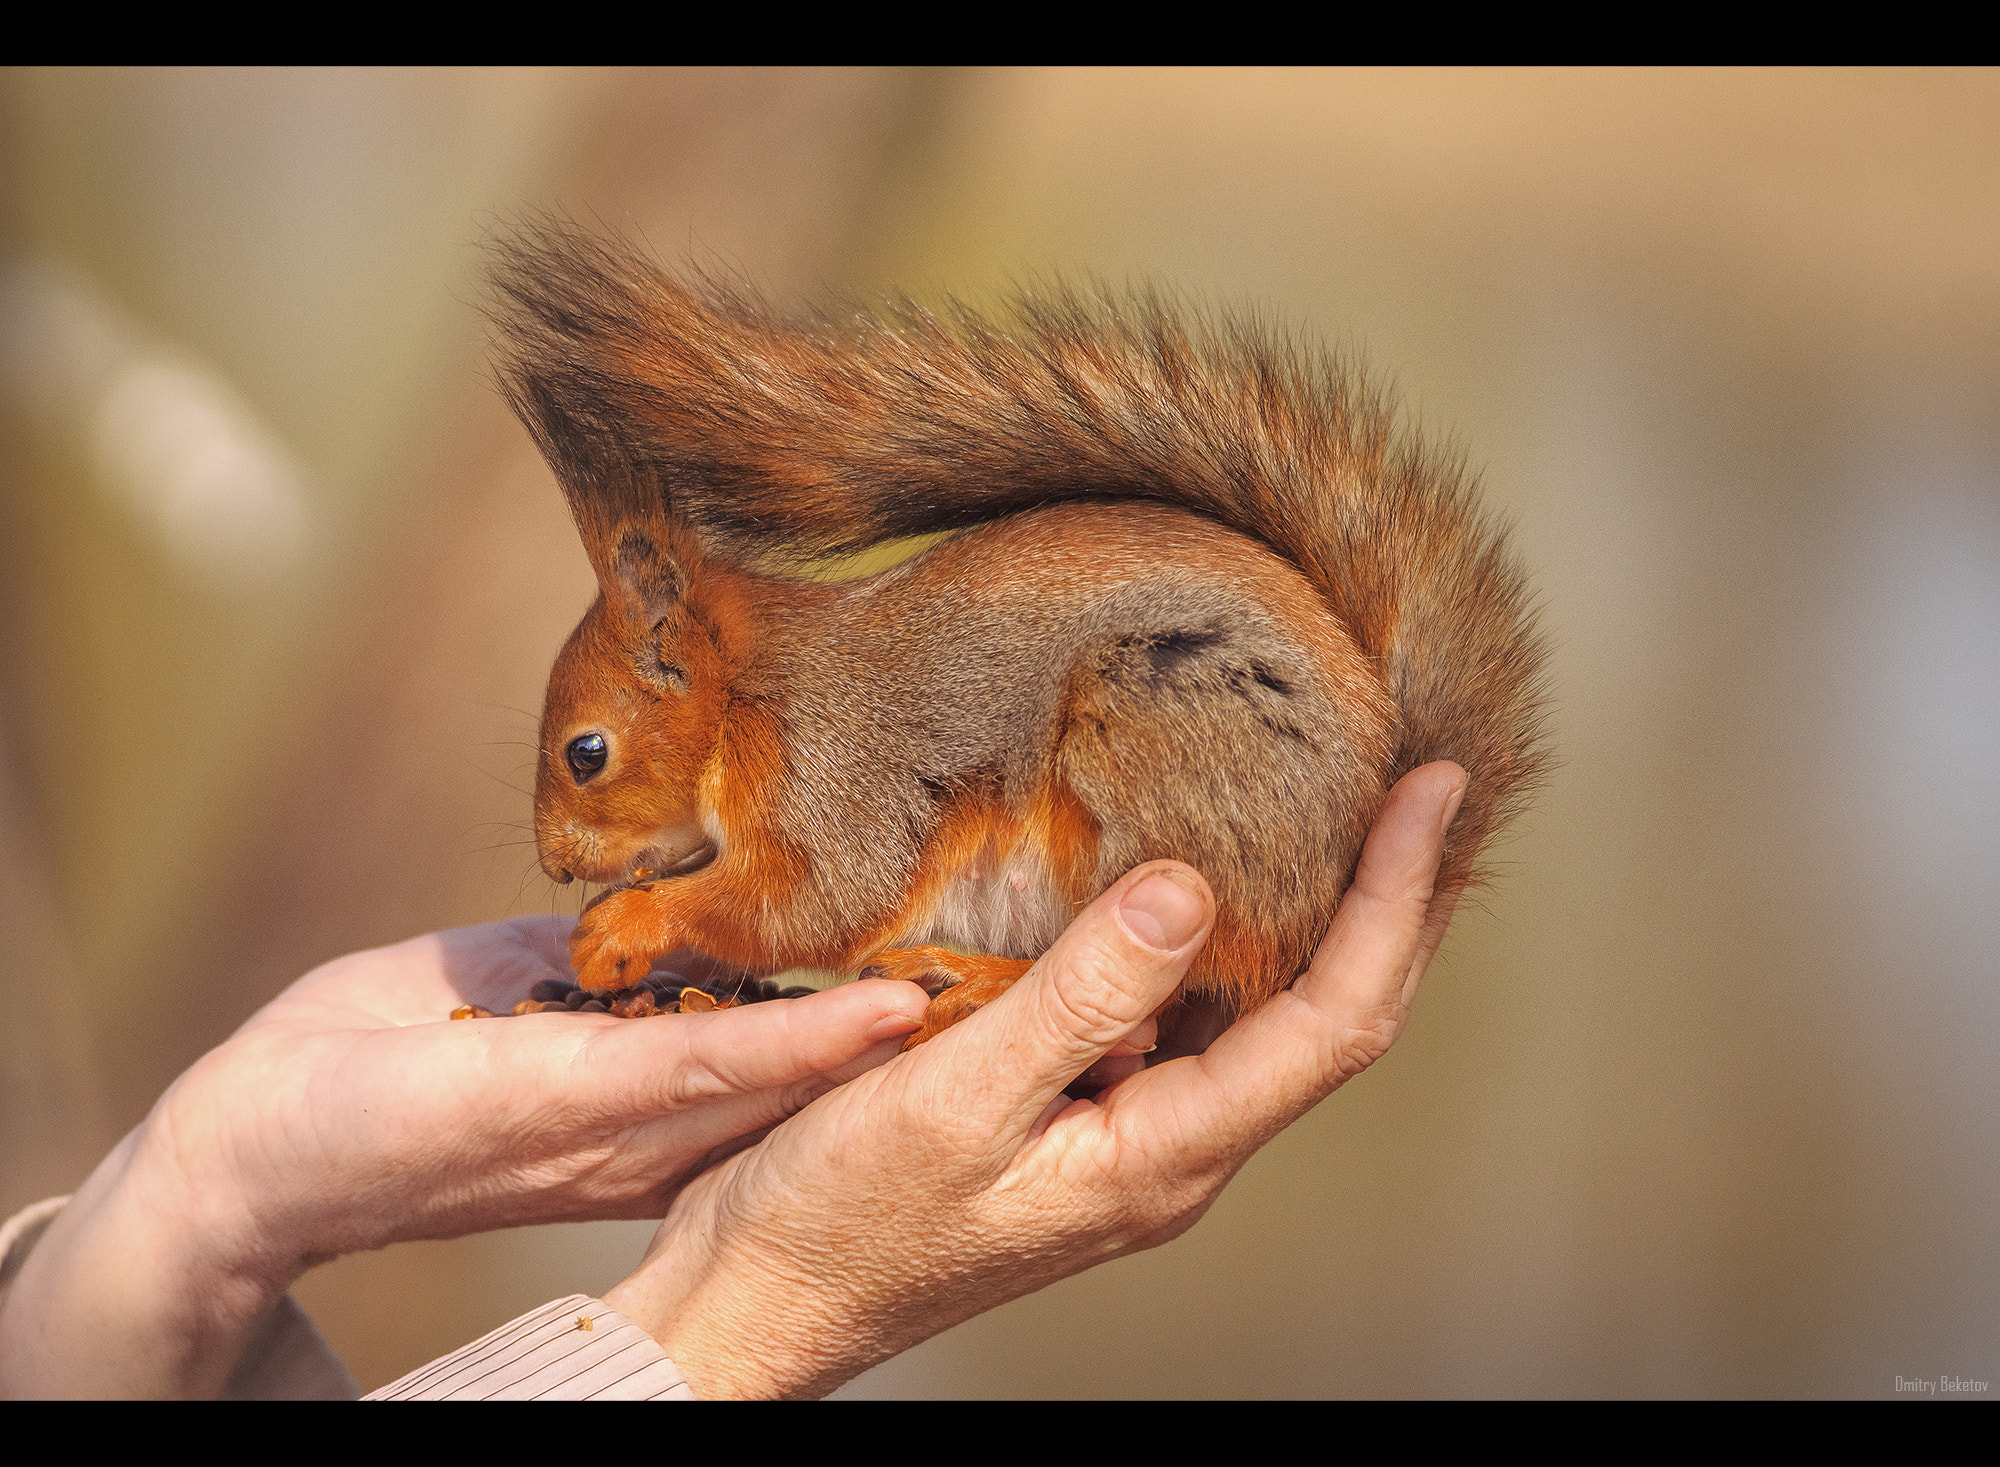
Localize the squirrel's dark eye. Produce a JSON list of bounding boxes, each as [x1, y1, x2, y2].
[[565, 733, 608, 783]]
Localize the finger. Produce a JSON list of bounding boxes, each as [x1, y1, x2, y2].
[[1300, 759, 1466, 1019], [272, 916, 577, 1031], [1106, 1012, 1160, 1057], [614, 1028, 917, 1182], [1148, 994, 1232, 1065], [917, 861, 1214, 1134], [1067, 1050, 1148, 1097], [423, 915, 577, 1012], [588, 978, 930, 1113], [1403, 887, 1461, 1010], [1130, 762, 1466, 1159]]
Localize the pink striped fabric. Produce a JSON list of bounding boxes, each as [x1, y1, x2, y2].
[[366, 1295, 693, 1401]]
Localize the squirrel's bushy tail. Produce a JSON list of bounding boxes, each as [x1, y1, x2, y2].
[[493, 224, 1550, 885]]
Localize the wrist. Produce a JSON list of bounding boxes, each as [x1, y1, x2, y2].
[[604, 1226, 878, 1401], [0, 1116, 297, 1398]]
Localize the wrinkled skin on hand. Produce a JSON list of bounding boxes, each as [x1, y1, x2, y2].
[[606, 761, 1468, 1398], [0, 919, 927, 1399]]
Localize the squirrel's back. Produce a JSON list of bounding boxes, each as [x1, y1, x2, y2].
[[739, 498, 1398, 991]]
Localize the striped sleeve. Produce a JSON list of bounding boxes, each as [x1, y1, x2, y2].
[[365, 1295, 695, 1400]]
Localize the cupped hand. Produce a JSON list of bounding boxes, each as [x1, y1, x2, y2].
[[197, 918, 927, 1246], [0, 916, 928, 1398], [604, 760, 1469, 1399]]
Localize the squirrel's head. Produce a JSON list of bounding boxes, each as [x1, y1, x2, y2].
[[534, 515, 734, 887]]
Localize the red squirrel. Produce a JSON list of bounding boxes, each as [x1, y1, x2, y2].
[[493, 225, 1548, 1045]]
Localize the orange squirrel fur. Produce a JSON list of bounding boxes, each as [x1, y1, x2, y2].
[[494, 226, 1548, 1043]]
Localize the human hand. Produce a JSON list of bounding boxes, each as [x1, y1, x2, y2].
[[603, 760, 1469, 1398], [0, 917, 928, 1398]]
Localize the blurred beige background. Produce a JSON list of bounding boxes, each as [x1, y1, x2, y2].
[[2, 67, 1995, 1398]]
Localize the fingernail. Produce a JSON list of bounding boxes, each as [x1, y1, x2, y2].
[[1119, 870, 1208, 952], [869, 1013, 923, 1041], [1441, 780, 1468, 835]]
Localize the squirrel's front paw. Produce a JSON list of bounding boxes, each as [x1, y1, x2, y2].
[[569, 888, 671, 991]]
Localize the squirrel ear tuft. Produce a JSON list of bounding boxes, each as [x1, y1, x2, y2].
[[604, 518, 697, 625]]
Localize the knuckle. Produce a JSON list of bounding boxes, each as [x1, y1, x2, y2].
[[1058, 1130, 1218, 1244], [1093, 1174, 1214, 1252], [1043, 941, 1154, 1046], [1329, 1008, 1404, 1078]]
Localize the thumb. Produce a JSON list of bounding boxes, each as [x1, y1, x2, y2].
[[930, 861, 1215, 1134]]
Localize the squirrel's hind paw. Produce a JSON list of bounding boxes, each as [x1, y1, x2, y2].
[[858, 948, 1034, 1049]]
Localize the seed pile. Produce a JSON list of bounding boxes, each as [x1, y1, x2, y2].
[[449, 970, 819, 1023]]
